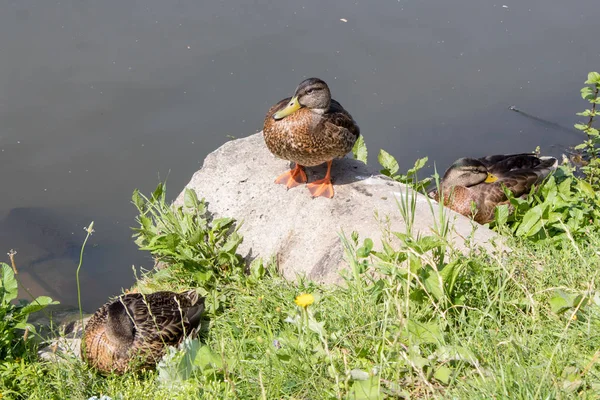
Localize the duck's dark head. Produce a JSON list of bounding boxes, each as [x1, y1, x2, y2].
[[106, 298, 135, 348], [441, 158, 498, 188], [273, 78, 331, 120]]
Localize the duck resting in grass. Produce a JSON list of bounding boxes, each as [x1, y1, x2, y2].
[[263, 78, 360, 198], [428, 153, 558, 224], [82, 290, 205, 375]]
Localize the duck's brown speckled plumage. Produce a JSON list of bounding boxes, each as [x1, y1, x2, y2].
[[263, 79, 359, 167], [429, 153, 558, 224], [82, 290, 204, 375]]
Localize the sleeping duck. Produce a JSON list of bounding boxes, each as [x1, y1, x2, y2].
[[82, 290, 204, 375], [429, 153, 558, 224]]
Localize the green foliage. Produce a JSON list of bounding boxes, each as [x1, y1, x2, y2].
[[493, 72, 600, 244], [493, 165, 600, 243], [3, 231, 600, 398], [378, 149, 432, 192], [156, 338, 223, 390], [131, 183, 245, 290], [340, 221, 478, 391], [574, 71, 600, 187], [0, 263, 58, 361], [351, 134, 368, 164]]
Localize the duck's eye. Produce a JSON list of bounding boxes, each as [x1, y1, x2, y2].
[[306, 88, 314, 94]]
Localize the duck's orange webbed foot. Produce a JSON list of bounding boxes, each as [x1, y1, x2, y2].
[[274, 164, 307, 189], [307, 178, 334, 198], [307, 160, 334, 198]]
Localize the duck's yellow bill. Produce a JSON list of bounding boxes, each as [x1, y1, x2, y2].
[[273, 96, 301, 120], [485, 173, 498, 183]]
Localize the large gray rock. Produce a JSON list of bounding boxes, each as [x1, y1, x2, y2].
[[175, 133, 504, 283]]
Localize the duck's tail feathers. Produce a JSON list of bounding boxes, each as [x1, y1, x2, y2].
[[535, 156, 559, 181], [183, 294, 205, 331]]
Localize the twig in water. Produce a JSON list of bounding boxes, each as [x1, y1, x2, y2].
[[508, 105, 582, 137]]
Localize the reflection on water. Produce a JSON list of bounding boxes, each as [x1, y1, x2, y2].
[[0, 0, 598, 309], [0, 207, 149, 310]]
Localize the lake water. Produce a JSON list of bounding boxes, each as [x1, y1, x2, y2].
[[1, 0, 598, 310]]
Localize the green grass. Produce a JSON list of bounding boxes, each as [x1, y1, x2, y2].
[[2, 227, 600, 399]]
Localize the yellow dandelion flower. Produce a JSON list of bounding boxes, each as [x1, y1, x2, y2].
[[294, 293, 314, 308]]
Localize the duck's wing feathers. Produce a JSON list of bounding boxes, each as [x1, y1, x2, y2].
[[325, 99, 360, 138], [479, 154, 558, 178], [481, 158, 557, 199], [123, 291, 204, 345], [477, 153, 535, 168], [472, 153, 557, 201]]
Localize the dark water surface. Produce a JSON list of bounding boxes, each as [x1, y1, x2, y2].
[[1, 1, 598, 310]]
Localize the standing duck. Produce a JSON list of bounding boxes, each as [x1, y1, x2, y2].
[[263, 78, 360, 198], [82, 290, 205, 375], [429, 153, 558, 224]]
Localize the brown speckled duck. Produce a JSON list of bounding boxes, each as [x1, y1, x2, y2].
[[429, 153, 558, 224], [82, 290, 204, 375], [263, 78, 360, 198]]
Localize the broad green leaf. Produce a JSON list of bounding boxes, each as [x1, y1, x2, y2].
[[576, 180, 595, 197], [195, 344, 223, 370], [157, 338, 202, 386], [581, 87, 595, 100], [138, 215, 154, 232], [212, 218, 233, 231], [557, 177, 572, 196], [405, 319, 443, 345], [423, 268, 443, 301], [357, 238, 374, 258], [152, 182, 165, 201], [585, 71, 600, 84], [434, 345, 479, 366], [20, 296, 58, 315], [413, 156, 428, 170], [348, 377, 383, 400], [183, 188, 199, 209], [494, 204, 509, 226], [276, 353, 291, 362], [1, 264, 18, 304], [515, 205, 543, 237], [563, 377, 583, 393], [249, 258, 265, 280], [132, 189, 146, 211], [407, 157, 429, 176], [413, 235, 443, 254], [576, 109, 594, 117], [14, 322, 36, 332], [439, 259, 464, 298], [308, 319, 327, 337], [549, 290, 588, 314], [222, 232, 242, 253], [350, 369, 370, 381], [378, 149, 399, 175], [434, 365, 453, 385], [406, 345, 430, 369], [549, 295, 570, 314], [352, 135, 368, 164]]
